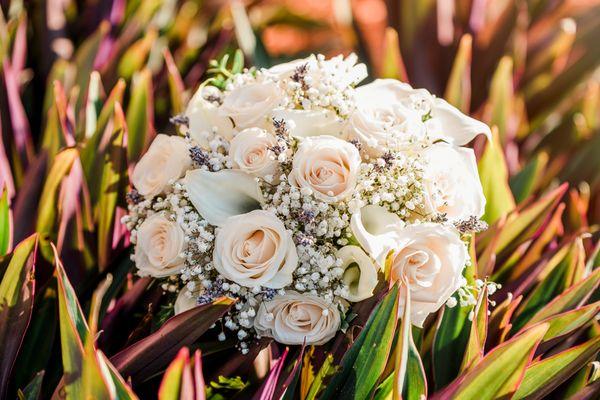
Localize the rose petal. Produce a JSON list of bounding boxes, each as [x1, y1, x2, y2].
[[350, 205, 403, 266], [185, 87, 233, 147], [183, 169, 264, 226]]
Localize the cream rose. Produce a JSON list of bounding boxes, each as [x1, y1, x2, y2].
[[185, 85, 234, 146], [347, 80, 426, 156], [134, 213, 186, 278], [388, 223, 467, 327], [356, 79, 491, 146], [253, 291, 340, 345], [421, 143, 485, 220], [131, 134, 191, 198], [289, 135, 361, 203], [229, 128, 279, 181], [213, 210, 297, 288], [219, 82, 284, 130]]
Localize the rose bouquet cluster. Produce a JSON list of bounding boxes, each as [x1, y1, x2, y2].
[[124, 54, 494, 352]]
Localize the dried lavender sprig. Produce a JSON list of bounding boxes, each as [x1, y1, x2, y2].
[[170, 114, 189, 127]]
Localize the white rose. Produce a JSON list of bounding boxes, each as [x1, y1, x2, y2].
[[219, 82, 284, 130], [289, 135, 361, 203], [131, 134, 191, 198], [229, 128, 279, 181], [359, 79, 491, 145], [185, 85, 234, 146], [337, 246, 379, 302], [347, 80, 426, 156], [213, 210, 297, 288], [388, 223, 467, 327], [134, 213, 186, 278], [421, 143, 485, 220], [254, 291, 340, 345], [174, 287, 198, 315]]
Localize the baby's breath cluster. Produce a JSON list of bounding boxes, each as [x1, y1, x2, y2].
[[125, 53, 491, 350]]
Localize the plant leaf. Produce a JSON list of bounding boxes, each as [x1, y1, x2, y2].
[[444, 34, 472, 112], [53, 244, 113, 399], [0, 186, 12, 255], [35, 148, 78, 239], [126, 68, 154, 163], [111, 297, 235, 383], [478, 126, 516, 224], [158, 347, 189, 400], [17, 370, 44, 400], [432, 295, 472, 389], [524, 268, 600, 326], [321, 285, 399, 400], [97, 103, 128, 270], [460, 286, 488, 371], [393, 288, 411, 399], [535, 302, 600, 344], [513, 335, 600, 400], [0, 234, 37, 396], [381, 27, 407, 81], [512, 237, 587, 332], [484, 56, 515, 142], [509, 151, 549, 204], [434, 323, 549, 400]]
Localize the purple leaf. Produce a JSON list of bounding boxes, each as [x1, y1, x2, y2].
[[110, 297, 235, 383], [2, 60, 34, 166]]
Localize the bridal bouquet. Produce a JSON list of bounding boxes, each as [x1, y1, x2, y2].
[[124, 54, 493, 352]]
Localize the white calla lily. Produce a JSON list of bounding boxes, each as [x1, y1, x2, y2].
[[271, 108, 344, 138], [350, 205, 403, 267], [428, 97, 492, 145], [174, 287, 198, 315], [183, 169, 264, 226], [337, 246, 379, 302]]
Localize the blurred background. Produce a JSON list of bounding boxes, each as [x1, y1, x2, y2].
[[0, 0, 599, 398]]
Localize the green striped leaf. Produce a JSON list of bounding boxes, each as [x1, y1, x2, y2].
[[0, 234, 37, 396], [437, 324, 549, 400], [0, 186, 11, 256], [514, 336, 600, 400], [321, 286, 399, 400]]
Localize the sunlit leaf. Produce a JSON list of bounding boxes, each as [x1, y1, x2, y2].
[[0, 234, 37, 395], [0, 187, 12, 255], [444, 34, 472, 112], [514, 336, 600, 400], [478, 126, 516, 224], [524, 268, 600, 327], [97, 103, 128, 270], [381, 28, 408, 82], [126, 68, 154, 162], [435, 324, 548, 400], [321, 286, 399, 399], [460, 286, 488, 371], [35, 148, 78, 240]]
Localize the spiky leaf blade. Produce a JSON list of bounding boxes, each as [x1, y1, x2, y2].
[[0, 234, 37, 396]]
